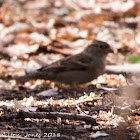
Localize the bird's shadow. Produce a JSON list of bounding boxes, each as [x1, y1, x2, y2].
[[0, 84, 101, 101]]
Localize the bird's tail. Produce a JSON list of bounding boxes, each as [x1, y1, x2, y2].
[[11, 73, 39, 83], [14, 75, 32, 83]]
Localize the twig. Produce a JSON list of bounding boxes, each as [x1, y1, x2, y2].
[[105, 64, 140, 75], [0, 111, 97, 125], [73, 97, 103, 105]]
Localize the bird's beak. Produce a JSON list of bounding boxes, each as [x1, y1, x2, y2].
[[108, 47, 114, 53]]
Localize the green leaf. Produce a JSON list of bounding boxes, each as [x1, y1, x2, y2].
[[127, 55, 140, 63]]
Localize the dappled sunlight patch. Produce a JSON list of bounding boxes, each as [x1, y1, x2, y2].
[[97, 110, 125, 128], [92, 74, 126, 86]]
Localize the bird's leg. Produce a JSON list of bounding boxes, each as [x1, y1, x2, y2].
[[71, 83, 77, 89]]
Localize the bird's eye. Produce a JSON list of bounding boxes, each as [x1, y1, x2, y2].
[[99, 45, 103, 49]]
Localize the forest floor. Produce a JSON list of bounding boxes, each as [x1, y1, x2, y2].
[[0, 0, 140, 139]]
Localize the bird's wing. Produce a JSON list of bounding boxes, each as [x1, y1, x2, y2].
[[38, 54, 93, 72]]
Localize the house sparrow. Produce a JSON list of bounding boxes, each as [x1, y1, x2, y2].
[[14, 40, 113, 87]]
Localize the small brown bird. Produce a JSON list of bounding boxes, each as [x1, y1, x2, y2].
[[14, 40, 113, 87]]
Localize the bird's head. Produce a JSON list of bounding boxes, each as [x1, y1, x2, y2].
[[84, 40, 113, 57]]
